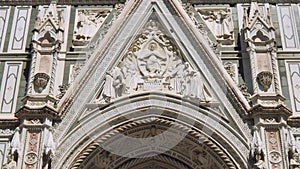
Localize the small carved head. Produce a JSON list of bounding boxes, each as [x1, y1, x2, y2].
[[34, 73, 50, 93], [257, 71, 273, 92]]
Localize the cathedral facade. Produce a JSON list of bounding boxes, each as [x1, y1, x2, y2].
[[0, 0, 300, 168]]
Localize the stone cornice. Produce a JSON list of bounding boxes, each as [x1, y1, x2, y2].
[[248, 103, 292, 120], [288, 117, 300, 127], [182, 0, 300, 4], [15, 105, 61, 122], [1, 0, 298, 5], [0, 0, 125, 5]]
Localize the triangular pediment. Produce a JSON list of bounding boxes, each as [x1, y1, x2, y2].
[[54, 1, 251, 167], [92, 13, 213, 106]]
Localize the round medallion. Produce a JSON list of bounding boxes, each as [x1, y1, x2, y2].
[[25, 152, 38, 165], [269, 151, 282, 164]]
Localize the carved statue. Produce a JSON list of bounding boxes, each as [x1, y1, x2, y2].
[[184, 70, 204, 100], [103, 67, 124, 102], [119, 52, 141, 93], [290, 152, 300, 169], [251, 127, 266, 169], [3, 154, 17, 169], [254, 152, 266, 169]]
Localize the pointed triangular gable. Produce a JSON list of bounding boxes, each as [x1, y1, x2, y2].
[[93, 13, 212, 105], [54, 1, 251, 164]]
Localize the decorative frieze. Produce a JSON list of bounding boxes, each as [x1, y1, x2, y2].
[[0, 62, 22, 114], [7, 6, 31, 52]]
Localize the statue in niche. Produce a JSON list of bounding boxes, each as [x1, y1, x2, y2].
[[75, 10, 97, 40], [199, 8, 234, 44]]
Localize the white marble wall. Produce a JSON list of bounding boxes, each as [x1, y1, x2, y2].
[[7, 6, 31, 52], [0, 62, 22, 114]]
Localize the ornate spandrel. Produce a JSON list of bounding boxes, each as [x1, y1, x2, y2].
[[96, 20, 212, 104]]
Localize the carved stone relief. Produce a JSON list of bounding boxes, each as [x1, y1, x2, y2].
[[197, 8, 234, 45], [224, 62, 238, 83], [73, 8, 110, 46], [257, 71, 273, 92], [238, 83, 251, 101], [97, 20, 211, 103], [33, 73, 50, 93], [183, 4, 221, 55]]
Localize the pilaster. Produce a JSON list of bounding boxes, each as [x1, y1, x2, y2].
[[243, 2, 295, 169]]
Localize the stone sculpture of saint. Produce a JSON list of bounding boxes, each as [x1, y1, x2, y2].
[[187, 70, 204, 99], [103, 67, 124, 102], [290, 152, 300, 169]]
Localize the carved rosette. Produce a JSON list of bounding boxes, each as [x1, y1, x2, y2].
[[257, 71, 273, 92], [25, 152, 38, 165], [34, 73, 50, 93]]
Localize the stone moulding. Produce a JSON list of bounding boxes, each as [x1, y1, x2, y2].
[[67, 117, 240, 169]]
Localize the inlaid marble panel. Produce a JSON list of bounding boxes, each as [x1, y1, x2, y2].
[[277, 6, 299, 49], [0, 7, 10, 52], [287, 61, 300, 114], [7, 6, 31, 52], [0, 62, 22, 113]]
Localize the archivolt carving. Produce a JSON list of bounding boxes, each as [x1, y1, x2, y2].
[[69, 117, 238, 169], [96, 19, 211, 104]]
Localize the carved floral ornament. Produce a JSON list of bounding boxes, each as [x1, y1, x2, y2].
[[96, 19, 212, 104]]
